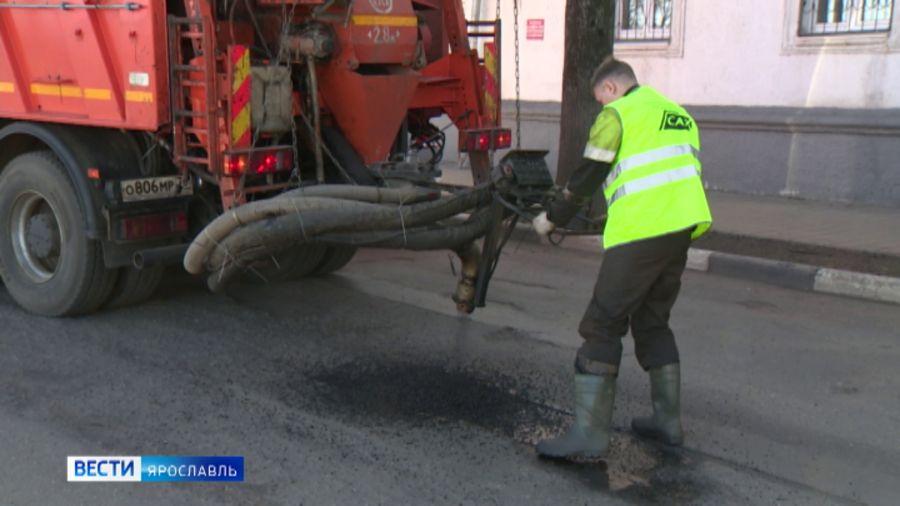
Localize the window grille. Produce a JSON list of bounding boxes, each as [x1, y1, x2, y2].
[[615, 0, 673, 42], [800, 0, 894, 35]]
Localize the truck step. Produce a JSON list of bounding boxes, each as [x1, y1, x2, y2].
[[169, 16, 204, 25], [175, 110, 207, 118], [177, 155, 210, 165], [172, 64, 204, 73]]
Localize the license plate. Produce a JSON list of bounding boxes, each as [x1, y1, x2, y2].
[[121, 176, 193, 203]]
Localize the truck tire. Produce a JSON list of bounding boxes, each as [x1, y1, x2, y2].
[[104, 265, 165, 310], [0, 151, 116, 316], [310, 246, 357, 276], [239, 245, 327, 283]]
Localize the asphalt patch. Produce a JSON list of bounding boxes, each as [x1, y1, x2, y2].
[[298, 360, 709, 503], [300, 360, 568, 440]]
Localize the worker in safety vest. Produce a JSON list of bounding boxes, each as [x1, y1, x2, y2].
[[532, 57, 712, 461]]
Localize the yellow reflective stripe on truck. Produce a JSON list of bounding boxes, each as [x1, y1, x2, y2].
[[125, 91, 154, 103], [351, 15, 417, 27], [31, 83, 83, 98], [28, 84, 121, 101]]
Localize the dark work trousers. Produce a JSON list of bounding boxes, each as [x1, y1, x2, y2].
[[577, 229, 692, 371]]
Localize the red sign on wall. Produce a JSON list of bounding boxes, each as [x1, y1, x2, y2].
[[526, 19, 545, 40]]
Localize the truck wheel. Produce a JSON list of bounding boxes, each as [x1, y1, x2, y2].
[[0, 151, 116, 316], [240, 245, 327, 283], [104, 265, 165, 309], [310, 246, 357, 276]]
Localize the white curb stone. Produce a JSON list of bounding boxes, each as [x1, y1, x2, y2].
[[814, 268, 900, 305], [686, 249, 711, 272]]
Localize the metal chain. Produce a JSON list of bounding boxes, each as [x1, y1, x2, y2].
[[281, 0, 303, 187], [513, 0, 521, 149], [495, 0, 503, 166]]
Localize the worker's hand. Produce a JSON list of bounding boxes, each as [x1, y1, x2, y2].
[[532, 211, 556, 236], [549, 197, 581, 228]]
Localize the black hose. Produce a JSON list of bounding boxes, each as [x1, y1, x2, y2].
[[322, 126, 379, 185], [207, 207, 495, 293], [204, 186, 491, 270], [277, 184, 439, 204], [318, 206, 495, 250]]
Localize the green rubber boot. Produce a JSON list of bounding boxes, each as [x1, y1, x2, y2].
[[536, 370, 617, 460], [631, 363, 683, 446]]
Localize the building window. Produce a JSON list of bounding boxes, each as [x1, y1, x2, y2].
[[799, 0, 894, 36], [615, 0, 673, 42]]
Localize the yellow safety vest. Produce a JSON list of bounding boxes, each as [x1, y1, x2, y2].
[[600, 86, 712, 249]]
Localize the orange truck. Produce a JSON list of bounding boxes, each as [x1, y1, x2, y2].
[[0, 0, 512, 316]]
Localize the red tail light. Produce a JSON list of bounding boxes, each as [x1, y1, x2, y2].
[[224, 155, 247, 176], [494, 129, 512, 149], [223, 149, 294, 177], [476, 132, 490, 150], [463, 128, 512, 152]]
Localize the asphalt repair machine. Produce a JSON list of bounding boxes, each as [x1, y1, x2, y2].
[[0, 0, 580, 317]]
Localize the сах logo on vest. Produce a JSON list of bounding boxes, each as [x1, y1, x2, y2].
[[659, 111, 693, 131]]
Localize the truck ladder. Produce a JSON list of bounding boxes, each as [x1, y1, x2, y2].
[[167, 14, 221, 178]]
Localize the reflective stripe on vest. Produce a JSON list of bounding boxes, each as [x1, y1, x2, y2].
[[584, 145, 617, 163], [603, 143, 700, 192], [606, 165, 700, 207]]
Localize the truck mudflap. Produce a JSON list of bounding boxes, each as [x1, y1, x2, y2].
[[101, 188, 192, 269]]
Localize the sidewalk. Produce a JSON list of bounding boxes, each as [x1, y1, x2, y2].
[[439, 165, 900, 304], [691, 191, 900, 305], [697, 191, 900, 277]]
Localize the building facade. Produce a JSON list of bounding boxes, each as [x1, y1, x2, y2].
[[454, 0, 900, 208]]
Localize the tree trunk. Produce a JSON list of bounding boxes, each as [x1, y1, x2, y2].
[[557, 0, 616, 220]]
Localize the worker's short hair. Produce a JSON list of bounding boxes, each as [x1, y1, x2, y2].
[[590, 57, 637, 88]]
